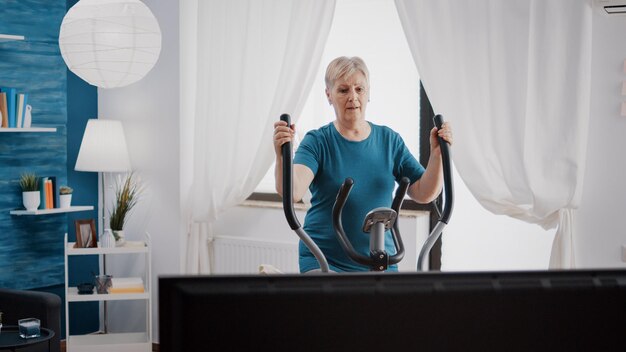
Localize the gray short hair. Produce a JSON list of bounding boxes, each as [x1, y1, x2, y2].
[[324, 56, 370, 90]]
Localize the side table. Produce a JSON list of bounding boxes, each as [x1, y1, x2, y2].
[[0, 326, 54, 352]]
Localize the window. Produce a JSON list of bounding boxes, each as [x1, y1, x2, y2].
[[256, 0, 419, 193], [255, 0, 555, 271]]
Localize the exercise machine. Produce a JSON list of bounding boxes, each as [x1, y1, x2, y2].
[[280, 114, 330, 272], [332, 177, 409, 271], [417, 114, 454, 270], [280, 113, 453, 271]]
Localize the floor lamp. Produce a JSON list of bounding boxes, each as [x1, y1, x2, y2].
[[75, 119, 131, 333]]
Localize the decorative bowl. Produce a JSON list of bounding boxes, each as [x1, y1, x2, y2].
[[77, 282, 94, 294]]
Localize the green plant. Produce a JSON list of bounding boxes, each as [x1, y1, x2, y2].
[[60, 186, 73, 195], [109, 173, 141, 232], [19, 173, 39, 192]]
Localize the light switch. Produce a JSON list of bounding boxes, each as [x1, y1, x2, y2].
[[622, 244, 626, 262], [622, 102, 626, 117], [622, 81, 626, 95]]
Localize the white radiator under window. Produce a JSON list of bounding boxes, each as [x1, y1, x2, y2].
[[211, 236, 299, 274]]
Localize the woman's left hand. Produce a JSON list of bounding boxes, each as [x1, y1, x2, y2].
[[429, 121, 453, 151]]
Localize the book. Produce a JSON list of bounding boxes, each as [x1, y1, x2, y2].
[[16, 93, 25, 128], [0, 87, 16, 128], [49, 176, 58, 208], [21, 94, 28, 127], [39, 177, 48, 210], [46, 179, 53, 209], [109, 286, 145, 294], [109, 277, 145, 294], [0, 92, 8, 128]]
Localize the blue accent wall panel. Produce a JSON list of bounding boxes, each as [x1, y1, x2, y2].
[[64, 0, 100, 335], [0, 0, 69, 289]]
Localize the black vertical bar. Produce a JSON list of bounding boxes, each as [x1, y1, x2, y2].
[[419, 82, 442, 271], [280, 114, 300, 230]]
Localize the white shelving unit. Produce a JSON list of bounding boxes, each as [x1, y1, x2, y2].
[[64, 233, 152, 352], [10, 205, 93, 216], [0, 127, 57, 132], [0, 33, 25, 41]]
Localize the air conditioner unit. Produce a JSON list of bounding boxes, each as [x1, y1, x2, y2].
[[594, 0, 626, 15]]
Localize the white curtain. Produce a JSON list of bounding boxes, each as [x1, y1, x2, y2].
[[181, 0, 335, 273], [395, 0, 592, 268]]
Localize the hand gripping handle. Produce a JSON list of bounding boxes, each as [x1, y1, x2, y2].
[[433, 114, 454, 224], [280, 114, 300, 230], [280, 114, 329, 272]]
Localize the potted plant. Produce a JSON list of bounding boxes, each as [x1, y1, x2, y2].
[[109, 173, 141, 247], [19, 173, 40, 211], [59, 186, 73, 208]]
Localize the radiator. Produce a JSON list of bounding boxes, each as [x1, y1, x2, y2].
[[211, 236, 299, 274]]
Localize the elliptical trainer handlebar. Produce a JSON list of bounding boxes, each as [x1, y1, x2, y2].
[[333, 177, 410, 270], [280, 114, 330, 273], [434, 114, 454, 224], [417, 114, 454, 271], [280, 114, 300, 231]]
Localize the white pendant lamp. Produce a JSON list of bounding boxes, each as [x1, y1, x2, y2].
[[59, 0, 162, 88]]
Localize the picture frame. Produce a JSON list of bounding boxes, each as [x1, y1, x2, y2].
[[74, 219, 97, 248]]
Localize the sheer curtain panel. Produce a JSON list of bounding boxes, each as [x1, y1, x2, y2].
[[395, 0, 592, 268], [181, 0, 335, 273]]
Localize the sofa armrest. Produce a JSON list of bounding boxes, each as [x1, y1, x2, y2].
[[0, 288, 61, 352]]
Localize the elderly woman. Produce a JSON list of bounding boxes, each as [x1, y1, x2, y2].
[[273, 56, 453, 272]]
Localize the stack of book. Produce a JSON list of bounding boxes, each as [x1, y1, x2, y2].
[[39, 176, 58, 209], [0, 87, 31, 128], [109, 277, 145, 294]]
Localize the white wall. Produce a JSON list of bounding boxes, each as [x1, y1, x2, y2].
[[97, 0, 180, 341], [574, 8, 626, 268]]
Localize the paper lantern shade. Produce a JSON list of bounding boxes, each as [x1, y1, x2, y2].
[[59, 0, 162, 88]]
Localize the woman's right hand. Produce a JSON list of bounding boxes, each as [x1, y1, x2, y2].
[[273, 120, 313, 201], [273, 120, 296, 156]]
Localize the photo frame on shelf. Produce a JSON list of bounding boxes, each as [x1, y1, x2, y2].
[[74, 219, 97, 248]]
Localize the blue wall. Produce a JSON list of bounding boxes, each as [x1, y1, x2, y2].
[[64, 0, 100, 336], [0, 0, 69, 290], [0, 0, 99, 337]]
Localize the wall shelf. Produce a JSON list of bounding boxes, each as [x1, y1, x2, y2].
[[0, 127, 57, 132], [66, 333, 150, 351], [66, 241, 148, 255], [0, 34, 25, 42], [10, 205, 94, 216], [66, 287, 150, 302]]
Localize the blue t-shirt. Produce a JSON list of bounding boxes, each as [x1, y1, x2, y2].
[[294, 121, 425, 272]]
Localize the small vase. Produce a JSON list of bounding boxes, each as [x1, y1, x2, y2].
[[22, 191, 41, 211], [113, 230, 126, 247], [100, 229, 116, 248], [59, 194, 72, 208]]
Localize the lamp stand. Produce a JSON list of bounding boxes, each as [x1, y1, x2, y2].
[[74, 119, 132, 336], [100, 171, 109, 334]]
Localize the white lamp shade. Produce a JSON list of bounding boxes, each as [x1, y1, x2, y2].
[[59, 0, 162, 88], [75, 119, 132, 172]]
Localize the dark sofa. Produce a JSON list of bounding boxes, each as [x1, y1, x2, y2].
[[0, 287, 61, 352]]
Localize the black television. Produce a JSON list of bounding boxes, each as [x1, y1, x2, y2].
[[159, 270, 626, 351]]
